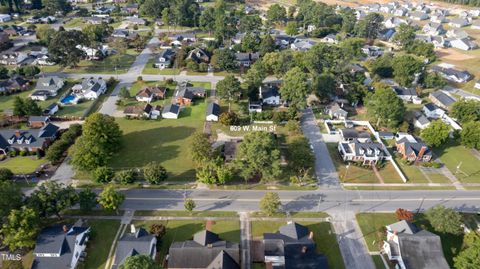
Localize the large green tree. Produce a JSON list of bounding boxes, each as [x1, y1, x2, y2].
[[49, 30, 88, 67], [216, 75, 241, 106], [13, 97, 42, 116], [43, 0, 71, 15], [461, 121, 480, 150], [425, 205, 463, 235], [392, 24, 416, 48], [365, 85, 406, 128], [454, 240, 480, 269], [235, 132, 281, 182], [140, 0, 168, 18], [266, 4, 286, 23], [71, 113, 122, 171], [451, 100, 480, 124], [0, 181, 23, 222], [281, 67, 310, 108], [392, 55, 424, 87], [83, 23, 113, 44], [260, 192, 281, 216], [211, 49, 237, 71], [79, 188, 97, 213], [420, 120, 450, 147], [27, 181, 78, 218], [119, 254, 158, 269], [98, 185, 125, 213], [1, 207, 40, 251], [143, 162, 168, 184], [355, 13, 384, 40], [0, 168, 13, 181], [190, 132, 213, 166]]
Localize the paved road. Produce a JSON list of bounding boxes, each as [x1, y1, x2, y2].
[[300, 108, 341, 189]]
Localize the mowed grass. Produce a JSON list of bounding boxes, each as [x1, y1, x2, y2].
[[251, 221, 345, 269], [356, 213, 464, 266], [327, 143, 379, 183], [0, 157, 47, 174], [434, 140, 480, 183], [393, 155, 429, 183], [63, 49, 139, 74], [142, 59, 181, 75], [131, 220, 240, 263], [108, 101, 207, 180], [79, 219, 121, 269]]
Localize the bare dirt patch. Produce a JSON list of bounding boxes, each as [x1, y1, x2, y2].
[[436, 48, 476, 61]]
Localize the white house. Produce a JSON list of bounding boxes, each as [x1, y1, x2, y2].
[[290, 39, 316, 51], [72, 77, 107, 100], [76, 45, 109, 60], [414, 114, 431, 129], [162, 104, 180, 119], [43, 103, 59, 116], [471, 20, 480, 30], [450, 38, 478, 51], [337, 140, 387, 165], [393, 86, 422, 104], [393, 8, 408, 17], [474, 80, 480, 89], [422, 22, 445, 36], [0, 14, 11, 22], [422, 103, 445, 119], [154, 49, 175, 69], [449, 17, 471, 28], [383, 17, 406, 28], [206, 102, 220, 122], [259, 84, 281, 106]]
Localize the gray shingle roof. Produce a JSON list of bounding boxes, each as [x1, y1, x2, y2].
[[206, 102, 220, 117], [0, 123, 59, 150], [430, 91, 456, 107], [112, 228, 156, 269]]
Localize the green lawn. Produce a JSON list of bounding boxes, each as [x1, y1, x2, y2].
[[57, 100, 95, 118], [108, 100, 207, 180], [434, 140, 480, 183], [134, 210, 238, 217], [63, 49, 139, 74], [0, 157, 47, 174], [79, 220, 121, 269], [64, 17, 86, 28], [0, 84, 35, 112], [327, 143, 379, 183], [392, 155, 429, 183], [356, 213, 464, 266], [377, 162, 404, 183], [142, 59, 181, 75], [251, 221, 345, 269], [371, 255, 385, 269], [131, 220, 240, 263]]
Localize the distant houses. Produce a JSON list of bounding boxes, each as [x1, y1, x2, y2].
[[0, 123, 59, 155], [431, 65, 472, 83]]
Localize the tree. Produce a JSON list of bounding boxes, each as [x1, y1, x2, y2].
[[392, 24, 416, 48], [313, 72, 336, 100], [281, 67, 310, 108], [0, 167, 13, 181], [395, 208, 414, 222], [242, 61, 266, 93], [119, 87, 131, 99], [36, 25, 56, 45], [355, 13, 384, 40], [454, 242, 480, 269], [392, 55, 424, 87], [119, 254, 157, 269], [43, 0, 71, 15], [285, 21, 298, 36], [116, 169, 136, 184], [239, 14, 262, 33], [140, 0, 167, 18], [266, 4, 286, 23], [149, 223, 166, 240], [219, 111, 239, 126], [260, 192, 281, 216], [0, 181, 23, 221], [199, 7, 215, 33], [339, 7, 356, 33], [71, 113, 122, 171], [13, 97, 42, 116], [211, 49, 237, 71], [79, 188, 97, 213], [190, 132, 213, 166], [451, 100, 480, 124], [241, 32, 259, 53], [365, 86, 405, 128], [216, 75, 241, 107], [287, 137, 314, 175], [49, 30, 88, 67], [93, 166, 114, 184], [288, 6, 296, 19], [143, 162, 168, 184], [83, 23, 113, 44], [420, 120, 450, 147], [235, 132, 281, 182], [184, 198, 196, 213], [368, 54, 393, 78], [27, 181, 78, 218], [1, 207, 40, 251], [259, 35, 275, 56], [423, 72, 447, 89], [425, 205, 463, 235], [98, 185, 125, 212], [461, 121, 480, 149], [340, 37, 365, 58]]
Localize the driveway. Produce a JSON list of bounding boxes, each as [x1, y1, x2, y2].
[[301, 108, 341, 189], [99, 81, 131, 116]]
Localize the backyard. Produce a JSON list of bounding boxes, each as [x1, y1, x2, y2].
[[356, 213, 464, 266], [131, 220, 240, 264], [78, 220, 121, 269], [434, 140, 480, 183], [251, 221, 345, 269], [0, 156, 47, 174]]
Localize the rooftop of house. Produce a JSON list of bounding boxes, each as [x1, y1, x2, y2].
[[112, 227, 156, 268], [396, 137, 432, 157], [393, 86, 417, 97], [163, 104, 180, 115], [0, 123, 59, 150], [206, 102, 220, 116], [430, 91, 456, 107]]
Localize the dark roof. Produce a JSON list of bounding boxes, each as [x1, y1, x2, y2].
[[206, 250, 240, 269], [393, 86, 417, 97], [158, 48, 175, 60], [340, 128, 370, 140], [430, 91, 456, 107], [32, 220, 90, 269], [396, 138, 432, 157], [260, 85, 280, 100], [29, 116, 49, 122], [206, 102, 220, 117], [162, 104, 180, 115], [279, 222, 309, 240], [168, 230, 240, 269], [423, 103, 439, 112], [0, 123, 59, 150], [431, 66, 472, 81], [112, 228, 156, 269]]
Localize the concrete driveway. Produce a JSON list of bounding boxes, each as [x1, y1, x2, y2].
[[301, 108, 341, 189]]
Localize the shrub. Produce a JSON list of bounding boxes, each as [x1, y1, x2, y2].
[[137, 76, 143, 81], [143, 162, 168, 184], [93, 166, 114, 184], [116, 169, 136, 184], [149, 223, 166, 240], [0, 168, 14, 181], [9, 151, 17, 157], [19, 150, 27, 156], [219, 111, 239, 126]]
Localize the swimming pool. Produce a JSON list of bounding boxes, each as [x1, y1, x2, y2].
[[60, 95, 76, 105]]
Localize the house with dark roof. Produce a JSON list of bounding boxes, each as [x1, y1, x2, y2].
[[450, 38, 478, 51], [162, 104, 180, 119], [431, 66, 472, 83], [429, 91, 456, 110], [112, 29, 130, 38], [393, 86, 421, 104], [395, 136, 432, 162], [326, 102, 348, 120], [446, 29, 469, 40], [263, 222, 328, 269], [259, 83, 281, 106], [111, 226, 157, 269], [31, 76, 64, 100], [223, 139, 242, 162], [173, 82, 206, 105], [154, 49, 175, 69], [123, 104, 161, 119], [449, 17, 471, 28], [43, 103, 59, 116], [235, 52, 260, 67], [339, 128, 371, 142], [0, 76, 30, 94], [206, 102, 220, 122], [338, 139, 387, 165], [32, 220, 90, 269], [187, 48, 210, 64], [72, 77, 107, 100], [0, 123, 59, 155], [422, 103, 445, 119], [135, 86, 166, 103], [422, 22, 445, 36], [383, 220, 449, 269], [414, 113, 431, 129], [168, 230, 240, 269]]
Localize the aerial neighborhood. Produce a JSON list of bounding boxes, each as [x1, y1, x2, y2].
[[0, 0, 479, 269]]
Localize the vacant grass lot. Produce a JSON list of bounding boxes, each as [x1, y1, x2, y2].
[[63, 49, 139, 74], [434, 140, 480, 183], [356, 213, 464, 266], [131, 220, 240, 264], [0, 157, 47, 174], [79, 220, 121, 269], [142, 59, 181, 75], [251, 221, 345, 269], [109, 101, 207, 180]]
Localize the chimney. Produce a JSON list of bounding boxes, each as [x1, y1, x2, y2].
[[418, 146, 427, 160], [63, 225, 68, 233], [308, 231, 314, 240], [301, 246, 307, 253], [130, 224, 136, 234], [207, 244, 213, 248], [15, 130, 21, 137]]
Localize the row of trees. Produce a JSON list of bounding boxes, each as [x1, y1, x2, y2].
[[92, 161, 168, 185]]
